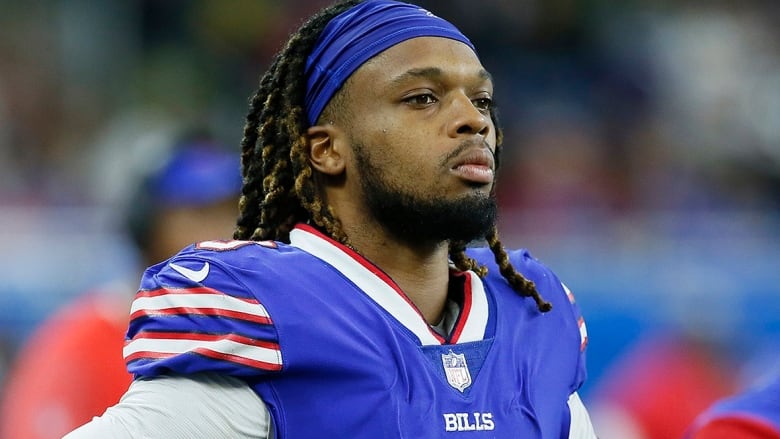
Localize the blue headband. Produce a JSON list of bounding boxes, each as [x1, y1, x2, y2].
[[304, 0, 475, 125]]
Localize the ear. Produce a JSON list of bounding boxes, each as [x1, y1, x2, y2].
[[306, 124, 347, 176]]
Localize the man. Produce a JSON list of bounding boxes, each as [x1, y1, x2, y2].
[[0, 138, 240, 439], [685, 374, 780, 439], [65, 1, 597, 437]]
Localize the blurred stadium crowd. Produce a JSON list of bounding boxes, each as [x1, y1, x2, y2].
[[1, 1, 779, 438]]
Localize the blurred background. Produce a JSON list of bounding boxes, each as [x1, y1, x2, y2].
[[1, 0, 779, 438]]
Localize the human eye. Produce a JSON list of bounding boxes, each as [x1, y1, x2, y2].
[[403, 93, 438, 107], [472, 96, 493, 113]]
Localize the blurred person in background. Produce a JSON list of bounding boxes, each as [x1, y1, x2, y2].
[[586, 331, 738, 439], [0, 136, 241, 439], [685, 359, 780, 438]]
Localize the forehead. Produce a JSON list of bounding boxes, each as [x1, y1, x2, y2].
[[353, 37, 490, 86]]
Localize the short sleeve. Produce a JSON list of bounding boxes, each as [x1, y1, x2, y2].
[[124, 252, 283, 378]]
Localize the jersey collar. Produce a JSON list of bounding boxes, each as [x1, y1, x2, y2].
[[289, 224, 490, 346]]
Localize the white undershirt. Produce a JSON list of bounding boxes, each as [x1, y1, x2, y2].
[[63, 373, 272, 439]]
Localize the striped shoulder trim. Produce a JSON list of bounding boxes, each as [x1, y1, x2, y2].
[[124, 331, 282, 371], [131, 286, 272, 325], [126, 286, 281, 372], [562, 283, 588, 352]]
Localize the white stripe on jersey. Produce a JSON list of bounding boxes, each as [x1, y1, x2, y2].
[[562, 283, 576, 304], [131, 292, 270, 320], [578, 317, 588, 351], [124, 336, 282, 367]]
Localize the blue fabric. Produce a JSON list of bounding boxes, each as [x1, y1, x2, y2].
[[128, 229, 587, 437], [696, 377, 780, 433], [304, 0, 475, 125]]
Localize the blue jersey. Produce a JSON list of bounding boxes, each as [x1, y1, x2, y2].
[[124, 224, 589, 438], [689, 377, 780, 436]]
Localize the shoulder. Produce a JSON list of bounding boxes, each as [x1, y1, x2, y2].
[[467, 245, 590, 389], [466, 245, 586, 331], [467, 246, 549, 274], [160, 238, 294, 271], [125, 239, 304, 379], [139, 239, 308, 293], [466, 246, 566, 298]]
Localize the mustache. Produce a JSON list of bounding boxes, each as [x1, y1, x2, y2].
[[441, 138, 497, 167]]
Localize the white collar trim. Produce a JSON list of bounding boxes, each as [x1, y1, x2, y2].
[[289, 225, 489, 346]]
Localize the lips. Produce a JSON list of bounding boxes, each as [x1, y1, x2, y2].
[[450, 147, 495, 185]]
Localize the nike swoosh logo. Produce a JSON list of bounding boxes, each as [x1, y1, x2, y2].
[[170, 262, 210, 283]]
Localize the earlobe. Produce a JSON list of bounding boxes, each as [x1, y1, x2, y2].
[[307, 125, 346, 176]]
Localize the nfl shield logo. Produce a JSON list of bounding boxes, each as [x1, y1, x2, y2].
[[441, 350, 472, 392]]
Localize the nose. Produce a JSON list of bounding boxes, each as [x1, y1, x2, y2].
[[446, 94, 491, 138]]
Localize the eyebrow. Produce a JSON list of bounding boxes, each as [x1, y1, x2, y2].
[[389, 67, 493, 87]]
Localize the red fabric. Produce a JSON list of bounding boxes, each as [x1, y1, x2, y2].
[[690, 417, 780, 439], [591, 335, 737, 439], [0, 293, 132, 439]]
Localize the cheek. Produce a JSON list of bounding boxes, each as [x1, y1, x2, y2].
[[383, 125, 444, 162], [374, 136, 426, 175], [360, 120, 448, 181]]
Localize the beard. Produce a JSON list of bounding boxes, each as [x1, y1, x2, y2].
[[352, 142, 497, 246]]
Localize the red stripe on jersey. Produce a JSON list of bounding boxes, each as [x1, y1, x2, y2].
[[124, 348, 283, 372], [193, 347, 284, 371], [578, 317, 588, 351], [124, 350, 177, 363], [128, 331, 280, 350], [125, 332, 282, 371], [129, 306, 272, 325], [448, 271, 473, 344], [135, 286, 261, 305]]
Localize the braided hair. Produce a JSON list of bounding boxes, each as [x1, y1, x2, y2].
[[233, 0, 552, 312]]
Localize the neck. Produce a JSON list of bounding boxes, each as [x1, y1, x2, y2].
[[344, 223, 452, 325]]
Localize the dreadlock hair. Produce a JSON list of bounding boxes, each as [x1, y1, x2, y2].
[[233, 0, 551, 313]]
